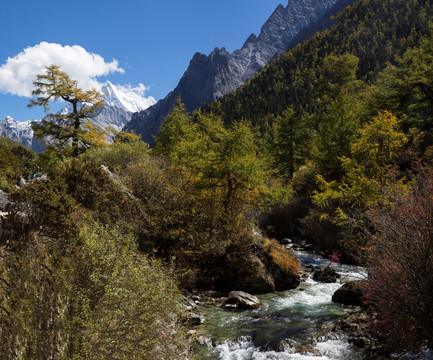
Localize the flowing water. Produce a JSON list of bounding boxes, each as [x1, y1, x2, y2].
[[193, 251, 368, 360]]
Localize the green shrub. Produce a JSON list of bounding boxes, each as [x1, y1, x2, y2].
[[72, 223, 187, 359], [83, 140, 150, 174], [1, 204, 187, 359], [53, 158, 142, 231], [7, 177, 79, 248], [0, 143, 18, 191]]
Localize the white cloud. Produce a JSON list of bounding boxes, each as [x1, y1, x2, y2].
[[116, 83, 152, 96], [0, 42, 125, 97]]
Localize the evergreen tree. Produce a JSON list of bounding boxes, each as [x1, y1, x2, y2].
[[370, 29, 433, 136], [314, 111, 408, 217], [312, 53, 365, 178], [271, 107, 310, 179]]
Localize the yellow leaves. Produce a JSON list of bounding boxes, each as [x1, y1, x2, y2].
[[333, 207, 349, 225], [313, 174, 341, 208], [319, 213, 330, 221], [80, 121, 109, 148], [111, 129, 142, 144], [28, 65, 106, 156], [313, 111, 409, 226], [352, 111, 407, 169]]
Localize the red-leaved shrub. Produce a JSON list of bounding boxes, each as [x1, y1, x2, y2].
[[365, 163, 433, 350]]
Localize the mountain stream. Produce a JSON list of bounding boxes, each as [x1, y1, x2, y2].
[[193, 251, 368, 359]]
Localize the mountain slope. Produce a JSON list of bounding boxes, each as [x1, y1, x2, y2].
[[204, 0, 433, 127], [126, 0, 354, 144]]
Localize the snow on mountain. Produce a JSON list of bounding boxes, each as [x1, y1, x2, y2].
[[0, 116, 36, 148], [0, 116, 33, 146], [100, 81, 156, 113], [0, 116, 44, 152], [0, 82, 155, 152]]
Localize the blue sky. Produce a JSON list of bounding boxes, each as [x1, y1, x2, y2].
[[0, 0, 284, 121]]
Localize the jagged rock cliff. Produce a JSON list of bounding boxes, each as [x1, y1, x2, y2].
[[126, 0, 349, 144], [0, 116, 45, 153]]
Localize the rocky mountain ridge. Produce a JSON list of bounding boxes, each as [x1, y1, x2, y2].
[[126, 0, 350, 144]]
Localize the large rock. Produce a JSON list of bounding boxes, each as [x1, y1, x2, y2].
[[313, 266, 341, 283], [332, 281, 366, 306], [223, 242, 301, 294], [234, 256, 275, 293], [224, 291, 261, 310], [188, 315, 206, 326], [253, 242, 301, 292], [0, 190, 9, 211]]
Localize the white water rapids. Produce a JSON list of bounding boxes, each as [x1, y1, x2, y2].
[[194, 251, 368, 360]]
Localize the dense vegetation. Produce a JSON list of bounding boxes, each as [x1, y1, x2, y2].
[[205, 0, 433, 128], [0, 136, 37, 191], [197, 0, 433, 352], [2, 0, 433, 357], [0, 74, 299, 359]]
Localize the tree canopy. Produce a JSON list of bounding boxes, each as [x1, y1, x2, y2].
[[29, 65, 106, 156]]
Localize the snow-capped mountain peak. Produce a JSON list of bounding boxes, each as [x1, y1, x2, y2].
[[0, 116, 44, 151], [1, 81, 157, 152], [100, 81, 156, 113]]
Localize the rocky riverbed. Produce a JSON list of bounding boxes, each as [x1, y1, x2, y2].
[[187, 250, 370, 359]]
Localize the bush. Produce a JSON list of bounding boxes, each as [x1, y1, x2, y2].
[[53, 158, 142, 231], [6, 177, 79, 249], [1, 213, 187, 359], [365, 164, 433, 350], [0, 235, 76, 359], [82, 140, 150, 174], [0, 143, 18, 191], [73, 224, 187, 359]]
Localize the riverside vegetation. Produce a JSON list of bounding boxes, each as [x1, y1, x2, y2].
[[1, 0, 433, 357]]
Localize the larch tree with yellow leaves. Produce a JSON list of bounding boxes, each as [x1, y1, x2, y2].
[[29, 65, 106, 156]]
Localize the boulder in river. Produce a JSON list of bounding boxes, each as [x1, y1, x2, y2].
[[252, 241, 301, 292], [225, 241, 300, 294], [313, 266, 341, 283], [332, 281, 366, 306], [188, 315, 206, 326], [224, 291, 261, 310]]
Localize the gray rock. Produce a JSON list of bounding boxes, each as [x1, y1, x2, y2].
[[196, 335, 212, 346], [224, 291, 261, 310], [0, 190, 9, 211], [265, 339, 295, 352], [280, 238, 292, 245], [349, 336, 371, 348], [304, 264, 315, 272]]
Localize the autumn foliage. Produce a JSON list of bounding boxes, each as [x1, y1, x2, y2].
[[364, 163, 433, 349]]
